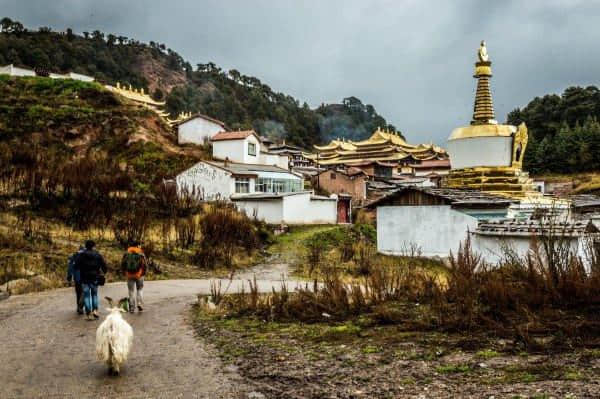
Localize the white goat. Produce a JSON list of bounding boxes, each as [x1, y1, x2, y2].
[[96, 297, 133, 376]]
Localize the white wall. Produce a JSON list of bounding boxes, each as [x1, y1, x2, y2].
[[176, 162, 232, 200], [178, 117, 224, 145], [447, 136, 513, 169], [234, 193, 337, 224], [235, 199, 284, 224], [377, 205, 478, 257], [213, 136, 261, 164], [302, 197, 338, 224], [471, 233, 586, 268], [260, 153, 289, 170], [68, 72, 94, 82], [0, 64, 35, 77]]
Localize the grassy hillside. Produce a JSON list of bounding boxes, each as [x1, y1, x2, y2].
[[0, 75, 199, 187], [0, 18, 400, 148]]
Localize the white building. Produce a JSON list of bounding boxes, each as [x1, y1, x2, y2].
[[49, 72, 94, 82], [369, 187, 513, 257], [471, 219, 598, 268], [0, 64, 35, 77], [232, 192, 338, 224], [175, 114, 226, 145], [212, 130, 289, 170], [176, 160, 303, 201]]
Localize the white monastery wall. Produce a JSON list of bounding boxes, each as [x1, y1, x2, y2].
[[176, 162, 232, 200], [178, 118, 224, 145], [0, 64, 35, 77], [471, 234, 585, 269], [302, 197, 338, 224], [69, 72, 94, 82], [377, 205, 478, 257], [447, 136, 513, 169], [235, 199, 283, 224]]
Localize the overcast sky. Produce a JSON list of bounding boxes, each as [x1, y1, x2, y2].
[[2, 0, 599, 144]]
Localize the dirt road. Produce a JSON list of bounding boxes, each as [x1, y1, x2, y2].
[[0, 266, 296, 399]]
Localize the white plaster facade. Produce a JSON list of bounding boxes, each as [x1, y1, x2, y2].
[[233, 192, 337, 224], [0, 64, 35, 77], [175, 161, 234, 200], [175, 161, 302, 200], [177, 116, 225, 145], [213, 135, 261, 164], [213, 133, 289, 169], [446, 136, 513, 169], [377, 206, 478, 257]]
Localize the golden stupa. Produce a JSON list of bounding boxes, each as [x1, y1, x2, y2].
[[444, 41, 536, 198]]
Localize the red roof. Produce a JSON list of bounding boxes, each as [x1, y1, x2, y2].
[[410, 159, 451, 168], [211, 130, 258, 141]]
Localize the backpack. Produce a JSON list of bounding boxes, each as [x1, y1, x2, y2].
[[124, 252, 142, 273]]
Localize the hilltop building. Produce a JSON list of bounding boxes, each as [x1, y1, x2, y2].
[[211, 130, 289, 170], [1, 64, 94, 81], [174, 113, 227, 145], [444, 41, 536, 197]]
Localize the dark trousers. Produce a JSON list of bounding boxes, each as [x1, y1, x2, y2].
[[75, 282, 83, 312]]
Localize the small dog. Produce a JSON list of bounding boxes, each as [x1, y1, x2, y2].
[[96, 297, 133, 376]]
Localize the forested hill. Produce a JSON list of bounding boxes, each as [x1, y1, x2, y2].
[[508, 86, 600, 175], [0, 18, 399, 148]]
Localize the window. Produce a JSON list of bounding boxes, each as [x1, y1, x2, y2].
[[248, 142, 256, 156], [330, 172, 336, 180], [235, 177, 250, 193], [256, 178, 301, 193]]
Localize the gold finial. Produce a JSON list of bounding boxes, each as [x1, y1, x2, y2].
[[116, 82, 121, 89], [141, 87, 145, 95], [478, 40, 489, 62]]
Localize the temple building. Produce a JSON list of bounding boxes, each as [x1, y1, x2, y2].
[[305, 128, 448, 168], [444, 41, 536, 198]]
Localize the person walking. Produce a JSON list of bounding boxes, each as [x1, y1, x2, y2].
[[66, 245, 85, 314], [121, 242, 147, 313], [74, 240, 107, 321]]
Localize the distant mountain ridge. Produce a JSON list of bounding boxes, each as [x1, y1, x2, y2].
[[0, 17, 400, 149]]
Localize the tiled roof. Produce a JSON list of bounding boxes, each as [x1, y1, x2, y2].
[[206, 160, 294, 175], [366, 187, 515, 209], [475, 219, 598, 237], [211, 130, 257, 141]]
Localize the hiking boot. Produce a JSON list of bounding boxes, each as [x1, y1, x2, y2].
[[86, 313, 93, 321], [92, 310, 99, 319], [137, 305, 143, 312], [77, 308, 84, 315]]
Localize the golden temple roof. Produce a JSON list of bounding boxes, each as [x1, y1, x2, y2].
[[308, 127, 448, 165]]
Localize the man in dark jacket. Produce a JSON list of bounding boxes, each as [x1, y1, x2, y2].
[[74, 240, 107, 320], [66, 245, 85, 314]]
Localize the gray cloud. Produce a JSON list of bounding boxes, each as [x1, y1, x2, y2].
[[2, 0, 600, 145]]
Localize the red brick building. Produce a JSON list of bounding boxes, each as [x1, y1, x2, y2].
[[316, 167, 368, 201]]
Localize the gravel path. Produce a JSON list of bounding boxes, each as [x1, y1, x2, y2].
[[0, 264, 295, 399]]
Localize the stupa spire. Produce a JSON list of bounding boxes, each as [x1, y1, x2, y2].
[[471, 40, 496, 125]]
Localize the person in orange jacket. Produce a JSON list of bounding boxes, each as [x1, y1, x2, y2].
[[121, 241, 147, 313]]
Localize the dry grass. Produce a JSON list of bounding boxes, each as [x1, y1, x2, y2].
[[206, 231, 600, 351]]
